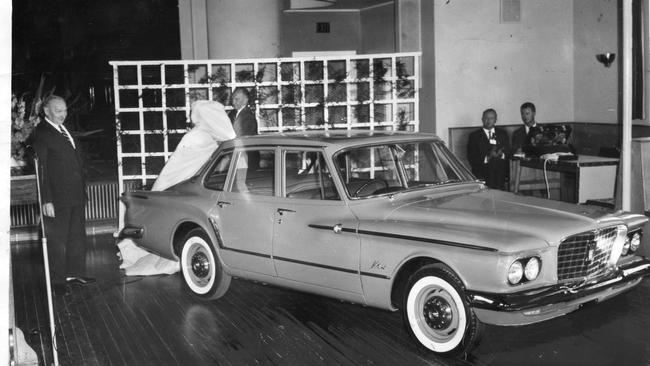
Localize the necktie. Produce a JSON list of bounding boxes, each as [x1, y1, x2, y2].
[[59, 126, 75, 149]]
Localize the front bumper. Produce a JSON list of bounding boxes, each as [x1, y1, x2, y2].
[[468, 258, 650, 326]]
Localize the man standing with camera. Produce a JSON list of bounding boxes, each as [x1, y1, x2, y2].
[[467, 108, 510, 190]]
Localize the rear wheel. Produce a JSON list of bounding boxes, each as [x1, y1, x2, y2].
[[180, 228, 230, 300], [402, 264, 482, 357]]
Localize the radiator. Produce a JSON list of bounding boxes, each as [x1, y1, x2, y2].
[[10, 180, 120, 228]]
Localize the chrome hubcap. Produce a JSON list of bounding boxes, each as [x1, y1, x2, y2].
[[423, 296, 453, 330], [191, 251, 210, 278]]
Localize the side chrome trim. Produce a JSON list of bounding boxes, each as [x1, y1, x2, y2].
[[308, 224, 497, 252], [360, 271, 391, 280], [225, 247, 272, 259], [274, 256, 357, 274], [210, 218, 387, 278], [308, 224, 356, 233]]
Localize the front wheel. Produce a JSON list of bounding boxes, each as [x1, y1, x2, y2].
[[180, 228, 231, 300], [402, 265, 482, 357]]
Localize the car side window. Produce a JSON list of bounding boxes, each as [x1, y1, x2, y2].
[[204, 152, 232, 191], [231, 149, 275, 196], [284, 150, 340, 200]]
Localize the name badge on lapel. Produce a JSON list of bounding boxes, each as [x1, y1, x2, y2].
[[489, 138, 497, 145]]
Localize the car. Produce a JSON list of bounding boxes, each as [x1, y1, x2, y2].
[[120, 131, 650, 357]]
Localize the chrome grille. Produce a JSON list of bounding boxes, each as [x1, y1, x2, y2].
[[557, 227, 618, 282]]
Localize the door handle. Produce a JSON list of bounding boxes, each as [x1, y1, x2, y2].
[[217, 201, 231, 208], [276, 208, 296, 215]]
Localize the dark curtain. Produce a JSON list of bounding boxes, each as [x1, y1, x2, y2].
[[632, 0, 644, 119]]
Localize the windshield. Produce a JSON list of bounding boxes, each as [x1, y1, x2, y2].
[[333, 140, 476, 198]]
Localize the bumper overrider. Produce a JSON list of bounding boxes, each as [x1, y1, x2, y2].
[[467, 258, 650, 326]]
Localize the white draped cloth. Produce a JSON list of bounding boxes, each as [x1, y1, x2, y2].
[[151, 100, 236, 191], [119, 101, 236, 276]]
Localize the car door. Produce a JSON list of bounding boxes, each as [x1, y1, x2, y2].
[[207, 147, 278, 276], [272, 148, 362, 294]]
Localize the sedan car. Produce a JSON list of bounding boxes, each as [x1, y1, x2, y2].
[[120, 131, 650, 357]]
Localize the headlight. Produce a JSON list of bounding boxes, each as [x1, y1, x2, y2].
[[507, 260, 523, 285], [630, 232, 641, 252], [524, 257, 541, 281]]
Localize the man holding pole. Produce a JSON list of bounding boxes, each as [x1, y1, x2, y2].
[[32, 95, 95, 294]]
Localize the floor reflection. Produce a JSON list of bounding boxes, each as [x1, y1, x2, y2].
[[11, 234, 650, 365]]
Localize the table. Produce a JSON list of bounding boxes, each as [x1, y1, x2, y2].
[[512, 155, 619, 203]]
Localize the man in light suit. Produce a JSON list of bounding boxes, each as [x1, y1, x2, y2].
[[32, 95, 95, 294], [228, 88, 258, 137], [467, 108, 510, 190]]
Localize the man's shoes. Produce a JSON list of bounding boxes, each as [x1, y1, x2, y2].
[[52, 284, 70, 296], [65, 277, 96, 285]]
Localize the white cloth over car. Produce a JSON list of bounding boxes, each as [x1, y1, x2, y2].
[[151, 100, 236, 191], [119, 101, 236, 276], [117, 238, 180, 276]]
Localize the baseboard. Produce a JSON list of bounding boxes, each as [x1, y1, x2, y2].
[[10, 221, 118, 243]]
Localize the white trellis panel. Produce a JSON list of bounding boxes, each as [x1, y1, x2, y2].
[[110, 52, 421, 193]]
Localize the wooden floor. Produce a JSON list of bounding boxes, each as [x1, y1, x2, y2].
[[12, 234, 650, 366]]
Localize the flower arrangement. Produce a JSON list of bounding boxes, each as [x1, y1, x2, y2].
[[11, 94, 40, 174]]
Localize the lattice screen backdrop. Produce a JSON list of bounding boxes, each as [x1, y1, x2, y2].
[[110, 52, 420, 191]]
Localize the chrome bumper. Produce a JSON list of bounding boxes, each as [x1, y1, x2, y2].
[[468, 258, 650, 326], [118, 226, 144, 239]]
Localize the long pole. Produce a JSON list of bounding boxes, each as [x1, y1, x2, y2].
[[621, 0, 632, 211], [34, 157, 60, 366]]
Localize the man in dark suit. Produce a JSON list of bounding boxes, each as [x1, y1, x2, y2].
[[228, 88, 258, 137], [511, 101, 542, 155], [32, 95, 94, 293], [467, 108, 510, 190], [229, 88, 260, 169]]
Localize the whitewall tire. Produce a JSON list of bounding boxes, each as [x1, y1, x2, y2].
[[402, 265, 482, 357], [180, 228, 231, 300]]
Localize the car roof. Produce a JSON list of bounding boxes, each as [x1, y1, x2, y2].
[[219, 130, 442, 150]]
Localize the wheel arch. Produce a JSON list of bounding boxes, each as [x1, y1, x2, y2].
[[172, 221, 206, 257], [390, 256, 464, 309]]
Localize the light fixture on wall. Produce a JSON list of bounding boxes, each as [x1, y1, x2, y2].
[[596, 53, 616, 67]]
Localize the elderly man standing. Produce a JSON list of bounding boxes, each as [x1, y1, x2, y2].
[[511, 102, 541, 155], [228, 87, 258, 137], [467, 108, 510, 190], [32, 95, 94, 294]]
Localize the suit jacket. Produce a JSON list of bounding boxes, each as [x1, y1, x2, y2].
[[511, 124, 544, 154], [32, 120, 86, 207], [511, 126, 527, 154], [466, 127, 510, 179], [229, 106, 258, 137]]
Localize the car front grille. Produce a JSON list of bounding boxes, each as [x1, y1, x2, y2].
[[557, 227, 618, 282]]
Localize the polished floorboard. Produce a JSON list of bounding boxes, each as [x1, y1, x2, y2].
[[12, 234, 650, 366]]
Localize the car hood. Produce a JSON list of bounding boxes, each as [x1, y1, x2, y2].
[[362, 185, 620, 251]]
